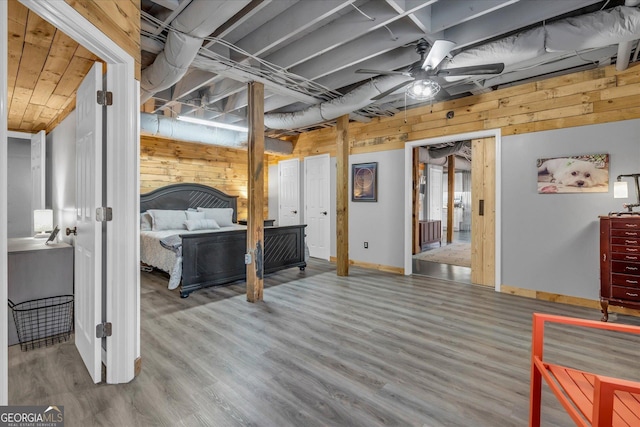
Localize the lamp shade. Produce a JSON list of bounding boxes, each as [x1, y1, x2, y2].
[[614, 181, 629, 199], [34, 209, 53, 233]]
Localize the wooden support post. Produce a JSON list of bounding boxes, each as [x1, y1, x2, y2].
[[447, 155, 455, 244], [336, 114, 349, 276], [246, 81, 265, 302], [413, 148, 421, 254]]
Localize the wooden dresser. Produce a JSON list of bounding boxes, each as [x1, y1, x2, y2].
[[599, 215, 640, 321]]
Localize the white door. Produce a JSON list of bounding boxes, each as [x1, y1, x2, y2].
[[30, 130, 45, 234], [75, 63, 103, 383], [426, 164, 443, 221], [304, 154, 330, 260], [278, 159, 300, 226]]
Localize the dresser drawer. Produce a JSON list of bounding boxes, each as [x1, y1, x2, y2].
[[612, 286, 640, 301], [612, 260, 640, 275], [611, 252, 640, 262], [610, 219, 640, 230], [611, 273, 640, 288], [612, 237, 640, 247], [612, 229, 640, 238], [612, 245, 640, 255]]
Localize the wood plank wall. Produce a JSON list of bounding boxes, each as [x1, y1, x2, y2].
[[66, 0, 141, 80], [140, 135, 274, 220], [287, 63, 640, 157]]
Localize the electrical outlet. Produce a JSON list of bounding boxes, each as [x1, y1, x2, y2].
[[364, 242, 368, 249]]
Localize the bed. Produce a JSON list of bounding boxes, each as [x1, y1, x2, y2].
[[140, 183, 307, 297]]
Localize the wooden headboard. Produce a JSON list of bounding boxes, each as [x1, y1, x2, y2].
[[140, 183, 238, 223]]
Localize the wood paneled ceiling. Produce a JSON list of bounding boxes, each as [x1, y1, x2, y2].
[[7, 0, 100, 134]]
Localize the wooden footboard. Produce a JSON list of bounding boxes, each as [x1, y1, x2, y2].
[[180, 225, 307, 297]]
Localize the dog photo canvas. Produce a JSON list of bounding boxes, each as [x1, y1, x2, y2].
[[537, 154, 609, 194]]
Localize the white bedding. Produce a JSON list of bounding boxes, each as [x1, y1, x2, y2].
[[140, 224, 246, 290]]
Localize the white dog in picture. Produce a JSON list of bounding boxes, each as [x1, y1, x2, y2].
[[537, 158, 608, 188]]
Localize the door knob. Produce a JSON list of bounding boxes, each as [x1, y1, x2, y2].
[[66, 226, 77, 236], [292, 210, 298, 214], [321, 211, 328, 215]]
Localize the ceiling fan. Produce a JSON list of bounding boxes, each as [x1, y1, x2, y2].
[[356, 39, 505, 101]]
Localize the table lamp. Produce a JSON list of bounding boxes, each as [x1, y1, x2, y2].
[[34, 209, 53, 238], [613, 174, 640, 215]]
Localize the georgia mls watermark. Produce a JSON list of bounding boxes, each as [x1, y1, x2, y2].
[[0, 406, 64, 427]]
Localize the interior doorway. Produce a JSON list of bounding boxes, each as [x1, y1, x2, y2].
[[2, 0, 139, 402], [403, 130, 501, 291], [413, 142, 473, 282]]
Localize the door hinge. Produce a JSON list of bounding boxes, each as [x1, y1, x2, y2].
[[96, 207, 113, 222], [97, 90, 113, 106], [96, 322, 112, 338]]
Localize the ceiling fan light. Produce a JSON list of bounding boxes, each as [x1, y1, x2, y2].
[[406, 79, 441, 100]]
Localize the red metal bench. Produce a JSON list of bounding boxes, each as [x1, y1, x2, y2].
[[529, 313, 640, 426]]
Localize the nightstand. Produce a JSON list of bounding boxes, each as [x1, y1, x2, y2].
[[238, 219, 276, 226]]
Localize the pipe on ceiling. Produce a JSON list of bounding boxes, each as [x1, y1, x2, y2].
[[140, 0, 251, 102], [139, 112, 293, 155], [264, 5, 640, 130], [263, 74, 411, 130]]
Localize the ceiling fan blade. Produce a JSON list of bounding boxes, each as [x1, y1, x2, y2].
[[371, 80, 413, 101], [436, 63, 505, 77], [356, 69, 410, 76], [422, 40, 456, 70]]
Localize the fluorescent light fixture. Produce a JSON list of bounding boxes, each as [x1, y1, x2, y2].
[[177, 115, 248, 132], [406, 79, 441, 100], [614, 181, 629, 198], [34, 209, 53, 238]]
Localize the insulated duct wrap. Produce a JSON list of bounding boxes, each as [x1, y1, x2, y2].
[[264, 75, 411, 129], [441, 6, 640, 79], [140, 0, 251, 102], [139, 113, 293, 155], [545, 6, 640, 52]]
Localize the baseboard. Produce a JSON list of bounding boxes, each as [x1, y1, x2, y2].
[[329, 256, 404, 275], [134, 357, 142, 376], [500, 284, 640, 318]]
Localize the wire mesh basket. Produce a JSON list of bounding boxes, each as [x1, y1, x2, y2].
[[8, 295, 74, 351]]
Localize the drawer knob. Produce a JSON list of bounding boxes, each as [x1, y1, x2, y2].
[[626, 232, 638, 235], [625, 256, 639, 260], [626, 293, 639, 297], [626, 280, 638, 284], [626, 224, 639, 228], [627, 267, 639, 271], [627, 248, 638, 252], [626, 240, 639, 244]]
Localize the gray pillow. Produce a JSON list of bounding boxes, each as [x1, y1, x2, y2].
[[196, 207, 234, 227], [185, 210, 205, 220], [147, 209, 188, 231], [140, 212, 152, 231], [184, 218, 220, 231]]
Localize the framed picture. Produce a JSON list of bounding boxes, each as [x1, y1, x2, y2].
[[537, 153, 609, 194], [352, 162, 377, 202]]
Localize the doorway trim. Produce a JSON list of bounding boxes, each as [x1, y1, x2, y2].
[[2, 0, 139, 391], [404, 129, 502, 292]]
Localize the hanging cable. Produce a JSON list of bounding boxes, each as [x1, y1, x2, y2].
[[350, 3, 375, 21]]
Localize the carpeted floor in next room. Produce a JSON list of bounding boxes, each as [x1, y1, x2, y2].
[[413, 242, 471, 268]]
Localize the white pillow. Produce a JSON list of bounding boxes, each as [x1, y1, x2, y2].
[[147, 209, 187, 231], [185, 210, 205, 220], [140, 212, 152, 231], [197, 207, 234, 227], [184, 218, 220, 231]]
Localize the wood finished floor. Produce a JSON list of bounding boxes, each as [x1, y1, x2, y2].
[[9, 259, 640, 426]]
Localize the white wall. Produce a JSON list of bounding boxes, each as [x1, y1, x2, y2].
[[46, 110, 76, 244], [349, 150, 405, 268], [7, 137, 32, 237], [502, 119, 640, 300]]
